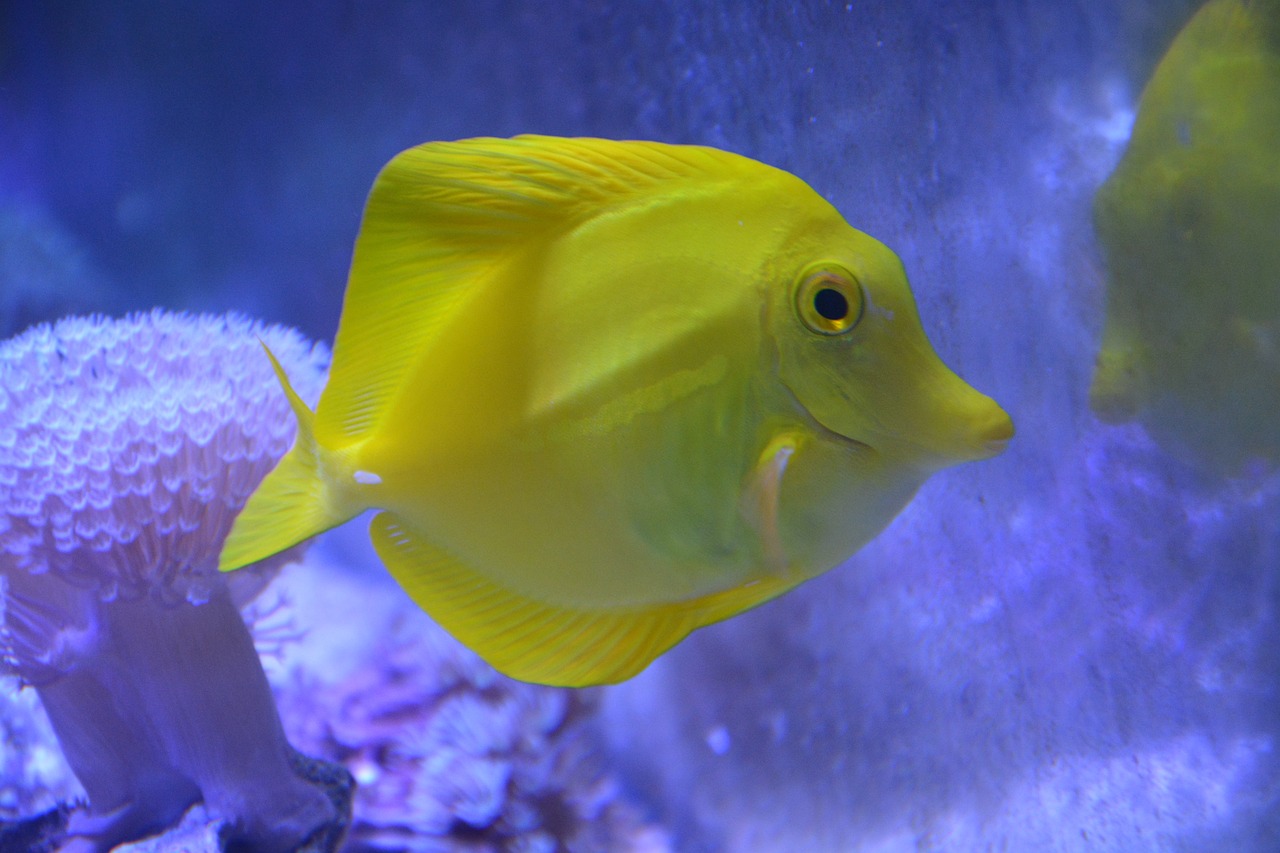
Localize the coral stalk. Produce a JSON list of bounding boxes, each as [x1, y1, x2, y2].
[[0, 311, 345, 851]]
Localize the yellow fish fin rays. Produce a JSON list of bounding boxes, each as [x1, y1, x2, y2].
[[316, 135, 766, 445], [220, 342, 363, 572], [370, 512, 798, 687]]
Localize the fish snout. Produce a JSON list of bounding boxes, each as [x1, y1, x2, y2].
[[967, 401, 1015, 460], [917, 380, 1014, 464]]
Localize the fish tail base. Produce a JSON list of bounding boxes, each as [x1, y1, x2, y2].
[[219, 343, 360, 572]]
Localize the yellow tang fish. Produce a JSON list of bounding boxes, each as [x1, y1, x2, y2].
[[220, 136, 1013, 686], [1091, 0, 1280, 473]]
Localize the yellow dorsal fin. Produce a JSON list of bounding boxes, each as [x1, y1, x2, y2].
[[316, 135, 766, 445], [369, 511, 798, 687]]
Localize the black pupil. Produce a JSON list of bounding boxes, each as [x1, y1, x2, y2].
[[813, 287, 848, 321]]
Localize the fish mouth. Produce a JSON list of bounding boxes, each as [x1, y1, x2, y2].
[[957, 404, 1015, 461], [982, 436, 1012, 457]]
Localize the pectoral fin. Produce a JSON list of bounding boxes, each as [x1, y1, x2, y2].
[[370, 512, 798, 687], [740, 433, 802, 576]]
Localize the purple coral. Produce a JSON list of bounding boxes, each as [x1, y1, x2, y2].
[[274, 585, 670, 853], [0, 311, 345, 851]]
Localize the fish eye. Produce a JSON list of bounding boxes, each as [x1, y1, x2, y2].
[[795, 265, 864, 335]]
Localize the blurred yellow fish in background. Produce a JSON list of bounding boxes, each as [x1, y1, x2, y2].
[[1091, 0, 1280, 473], [220, 136, 1012, 686]]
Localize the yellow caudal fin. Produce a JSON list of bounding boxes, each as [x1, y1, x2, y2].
[[369, 511, 799, 687], [315, 135, 772, 445], [219, 343, 361, 572]]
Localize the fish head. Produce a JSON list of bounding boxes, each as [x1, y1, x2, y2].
[[768, 226, 1013, 471]]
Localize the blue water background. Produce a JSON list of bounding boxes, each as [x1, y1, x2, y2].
[[4, 2, 1278, 851]]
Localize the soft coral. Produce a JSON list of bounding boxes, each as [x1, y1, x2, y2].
[[0, 311, 345, 851]]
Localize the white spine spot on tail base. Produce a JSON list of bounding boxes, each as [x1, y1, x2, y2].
[[353, 470, 382, 485]]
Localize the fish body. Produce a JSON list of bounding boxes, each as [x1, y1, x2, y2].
[[222, 136, 1011, 686], [1092, 0, 1280, 472]]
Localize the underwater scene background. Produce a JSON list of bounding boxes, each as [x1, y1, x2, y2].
[[3, 1, 1279, 851]]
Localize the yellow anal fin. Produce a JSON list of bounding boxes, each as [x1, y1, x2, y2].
[[219, 342, 360, 572], [370, 512, 799, 687]]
